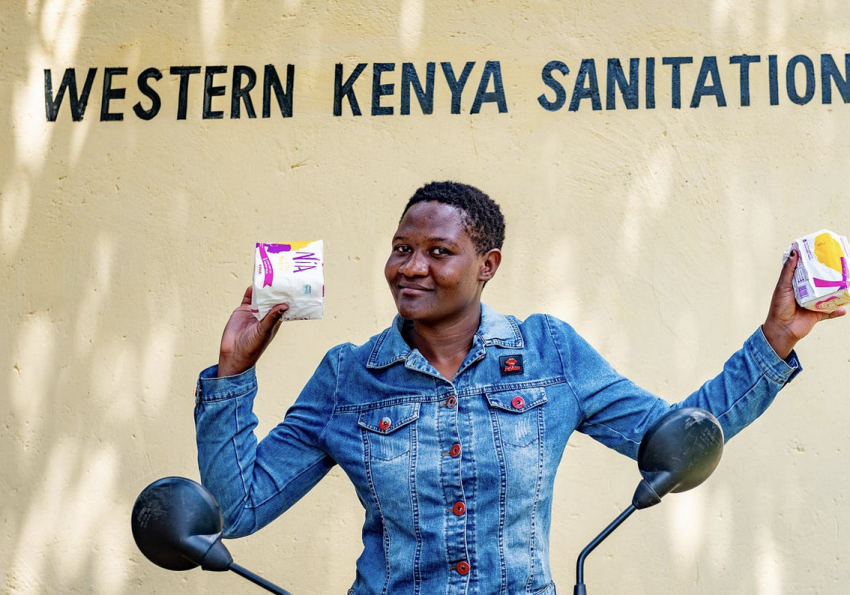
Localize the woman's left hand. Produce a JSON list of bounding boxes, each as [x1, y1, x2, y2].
[[762, 249, 846, 359]]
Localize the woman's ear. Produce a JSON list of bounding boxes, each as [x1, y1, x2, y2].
[[479, 249, 502, 282]]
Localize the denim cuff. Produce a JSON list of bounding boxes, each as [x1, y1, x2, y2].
[[195, 364, 258, 403], [751, 326, 802, 385]]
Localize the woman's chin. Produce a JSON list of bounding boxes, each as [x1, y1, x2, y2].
[[396, 301, 432, 322], [397, 306, 422, 320]]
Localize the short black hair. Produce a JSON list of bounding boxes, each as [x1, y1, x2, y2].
[[401, 181, 505, 255]]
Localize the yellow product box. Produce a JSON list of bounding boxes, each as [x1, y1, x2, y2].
[[784, 229, 850, 313]]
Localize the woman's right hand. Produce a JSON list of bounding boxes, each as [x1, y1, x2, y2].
[[217, 286, 289, 377]]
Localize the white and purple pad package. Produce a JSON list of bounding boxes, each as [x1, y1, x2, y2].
[[782, 230, 850, 313], [251, 240, 324, 321]]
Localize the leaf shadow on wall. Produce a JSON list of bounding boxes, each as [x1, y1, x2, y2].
[[4, 1, 850, 595]]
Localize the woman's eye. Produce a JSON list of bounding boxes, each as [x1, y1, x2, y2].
[[431, 247, 451, 256], [393, 245, 411, 253]]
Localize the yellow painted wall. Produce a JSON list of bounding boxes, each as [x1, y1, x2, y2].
[[3, 1, 850, 593]]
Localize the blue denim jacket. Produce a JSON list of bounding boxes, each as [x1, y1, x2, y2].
[[195, 304, 800, 595]]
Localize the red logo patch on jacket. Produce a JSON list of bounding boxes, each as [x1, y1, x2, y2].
[[499, 355, 524, 375]]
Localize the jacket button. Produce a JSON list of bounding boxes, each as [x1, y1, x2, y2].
[[378, 417, 391, 430], [445, 396, 458, 409], [455, 561, 470, 575], [511, 396, 525, 409], [452, 501, 466, 516], [449, 443, 461, 458]]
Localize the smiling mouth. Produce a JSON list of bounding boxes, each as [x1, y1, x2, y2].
[[398, 285, 431, 295]]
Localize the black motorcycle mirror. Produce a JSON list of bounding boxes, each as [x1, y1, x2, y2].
[[131, 476, 293, 595], [573, 407, 724, 595]]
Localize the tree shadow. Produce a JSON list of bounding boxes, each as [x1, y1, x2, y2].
[[3, 1, 850, 594]]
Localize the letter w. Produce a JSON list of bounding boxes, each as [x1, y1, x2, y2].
[[44, 68, 97, 122]]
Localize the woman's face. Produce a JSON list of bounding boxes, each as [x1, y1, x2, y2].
[[385, 201, 500, 325]]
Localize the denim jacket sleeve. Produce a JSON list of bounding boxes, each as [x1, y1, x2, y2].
[[194, 346, 341, 538], [549, 318, 802, 459]]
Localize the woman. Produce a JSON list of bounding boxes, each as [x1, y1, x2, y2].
[[195, 181, 842, 595]]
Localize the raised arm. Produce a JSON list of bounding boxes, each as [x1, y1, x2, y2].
[[195, 287, 335, 537], [565, 251, 846, 457]]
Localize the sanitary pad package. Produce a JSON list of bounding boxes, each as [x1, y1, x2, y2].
[[784, 229, 850, 313], [251, 241, 324, 321]]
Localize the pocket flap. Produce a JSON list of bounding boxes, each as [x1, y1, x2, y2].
[[358, 402, 420, 434], [485, 387, 547, 413]]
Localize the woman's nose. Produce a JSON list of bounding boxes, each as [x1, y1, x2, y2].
[[398, 251, 428, 276]]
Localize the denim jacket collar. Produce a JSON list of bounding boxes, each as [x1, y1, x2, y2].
[[366, 303, 524, 369]]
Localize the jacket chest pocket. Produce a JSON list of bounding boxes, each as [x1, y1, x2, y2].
[[358, 402, 420, 462], [485, 387, 547, 447]]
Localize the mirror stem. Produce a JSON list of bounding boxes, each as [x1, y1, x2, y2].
[[574, 504, 636, 595], [229, 562, 294, 595]]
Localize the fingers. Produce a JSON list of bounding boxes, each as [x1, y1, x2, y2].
[[250, 305, 288, 361], [824, 308, 847, 320], [268, 311, 285, 341], [269, 303, 289, 318], [778, 249, 798, 287], [241, 285, 253, 306], [260, 303, 289, 335]]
